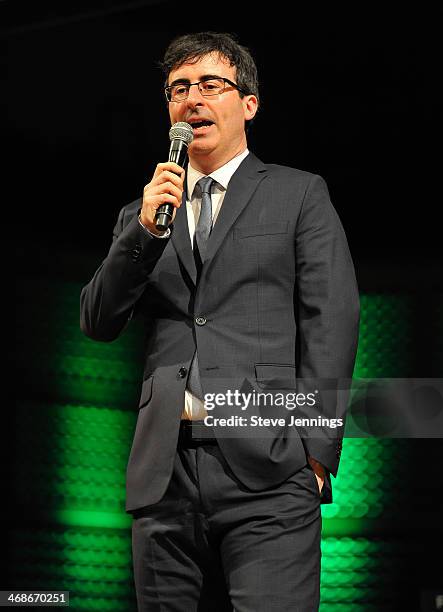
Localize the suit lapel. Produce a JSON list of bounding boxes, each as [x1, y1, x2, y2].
[[171, 153, 267, 287], [171, 190, 197, 285], [203, 153, 267, 271]]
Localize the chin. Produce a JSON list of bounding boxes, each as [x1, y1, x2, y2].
[[190, 141, 216, 156]]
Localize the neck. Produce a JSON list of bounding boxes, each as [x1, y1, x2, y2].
[[189, 144, 247, 175]]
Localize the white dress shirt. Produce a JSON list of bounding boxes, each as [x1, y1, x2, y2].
[[182, 148, 250, 419]]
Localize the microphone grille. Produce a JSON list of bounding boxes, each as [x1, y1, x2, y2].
[[169, 122, 194, 145]]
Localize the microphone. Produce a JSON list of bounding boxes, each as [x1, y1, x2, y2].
[[155, 122, 194, 231]]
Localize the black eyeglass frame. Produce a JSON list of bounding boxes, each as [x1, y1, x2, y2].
[[164, 77, 249, 103]]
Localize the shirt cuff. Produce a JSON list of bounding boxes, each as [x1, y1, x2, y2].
[[138, 214, 171, 239]]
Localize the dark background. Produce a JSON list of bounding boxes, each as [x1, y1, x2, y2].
[[4, 2, 441, 275], [4, 2, 443, 610]]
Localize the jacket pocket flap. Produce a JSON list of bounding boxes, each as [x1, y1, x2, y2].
[[138, 376, 153, 409], [235, 222, 288, 239], [255, 363, 296, 389]]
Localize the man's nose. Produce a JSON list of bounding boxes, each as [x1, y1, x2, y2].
[[185, 83, 204, 107]]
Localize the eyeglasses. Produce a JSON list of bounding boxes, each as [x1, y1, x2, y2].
[[165, 77, 248, 102]]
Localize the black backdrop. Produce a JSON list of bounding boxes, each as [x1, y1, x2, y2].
[[4, 3, 441, 268]]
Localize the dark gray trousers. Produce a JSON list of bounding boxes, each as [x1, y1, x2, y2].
[[131, 439, 322, 612]]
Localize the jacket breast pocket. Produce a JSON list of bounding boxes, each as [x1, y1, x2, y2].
[[138, 376, 153, 410], [255, 363, 296, 390], [234, 222, 288, 239]]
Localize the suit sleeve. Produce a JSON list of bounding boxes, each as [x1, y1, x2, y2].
[[294, 174, 360, 477], [80, 206, 170, 342]]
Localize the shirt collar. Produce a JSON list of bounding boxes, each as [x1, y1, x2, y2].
[[187, 148, 249, 199]]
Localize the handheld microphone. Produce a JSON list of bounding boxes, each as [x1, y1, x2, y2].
[[155, 122, 194, 231]]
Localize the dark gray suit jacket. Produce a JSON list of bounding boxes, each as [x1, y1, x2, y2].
[[80, 152, 360, 513]]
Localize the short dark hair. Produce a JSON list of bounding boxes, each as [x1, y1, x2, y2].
[[160, 31, 260, 109]]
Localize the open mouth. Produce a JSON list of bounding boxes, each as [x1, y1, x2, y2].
[[190, 120, 214, 132]]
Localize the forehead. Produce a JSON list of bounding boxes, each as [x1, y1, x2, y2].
[[168, 52, 236, 83]]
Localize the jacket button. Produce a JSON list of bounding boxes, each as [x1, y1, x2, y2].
[[131, 244, 142, 262], [178, 367, 187, 378], [195, 316, 207, 326]]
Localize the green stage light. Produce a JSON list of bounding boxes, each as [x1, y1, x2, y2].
[[14, 281, 418, 611]]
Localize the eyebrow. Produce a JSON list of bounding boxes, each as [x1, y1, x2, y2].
[[168, 74, 224, 87]]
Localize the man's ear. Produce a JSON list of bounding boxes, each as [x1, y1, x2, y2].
[[243, 95, 258, 122]]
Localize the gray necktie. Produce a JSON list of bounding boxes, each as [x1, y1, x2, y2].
[[187, 176, 215, 400], [194, 176, 215, 263]]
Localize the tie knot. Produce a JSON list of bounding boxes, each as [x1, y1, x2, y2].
[[197, 176, 215, 195]]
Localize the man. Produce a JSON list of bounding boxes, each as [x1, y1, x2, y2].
[[80, 31, 360, 611]]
